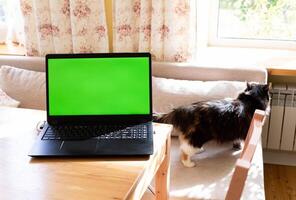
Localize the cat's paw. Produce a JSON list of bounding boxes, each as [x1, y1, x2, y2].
[[196, 147, 205, 154], [181, 159, 196, 168], [232, 142, 242, 150], [232, 139, 242, 150]]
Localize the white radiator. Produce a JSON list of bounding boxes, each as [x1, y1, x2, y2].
[[262, 83, 296, 151]]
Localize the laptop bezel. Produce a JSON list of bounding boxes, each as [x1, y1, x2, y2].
[[45, 53, 152, 125]]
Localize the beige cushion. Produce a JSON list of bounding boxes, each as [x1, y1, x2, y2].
[[0, 65, 45, 110], [152, 77, 247, 113], [0, 88, 20, 107]]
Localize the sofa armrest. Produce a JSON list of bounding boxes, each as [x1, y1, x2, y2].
[[0, 56, 45, 72], [153, 62, 268, 83], [0, 56, 267, 84]]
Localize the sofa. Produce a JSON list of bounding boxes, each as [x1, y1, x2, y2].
[[0, 55, 267, 200]]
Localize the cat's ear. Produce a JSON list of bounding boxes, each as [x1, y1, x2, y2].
[[262, 83, 271, 92], [245, 82, 252, 91]]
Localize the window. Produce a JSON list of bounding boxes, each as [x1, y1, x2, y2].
[[0, 0, 7, 44], [208, 0, 296, 50], [0, 0, 5, 22], [0, 0, 25, 55]]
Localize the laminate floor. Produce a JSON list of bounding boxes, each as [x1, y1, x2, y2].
[[264, 164, 296, 200]]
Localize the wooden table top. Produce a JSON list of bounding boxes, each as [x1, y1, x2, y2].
[[0, 107, 172, 200], [267, 66, 296, 76]]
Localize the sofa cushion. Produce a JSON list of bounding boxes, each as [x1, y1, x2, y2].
[[152, 77, 247, 113], [0, 88, 20, 107], [0, 65, 45, 110], [0, 68, 248, 112]]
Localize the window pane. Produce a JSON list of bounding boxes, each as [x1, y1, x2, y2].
[[218, 0, 296, 41], [0, 0, 6, 22]]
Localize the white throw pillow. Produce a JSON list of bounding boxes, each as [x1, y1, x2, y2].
[[0, 88, 20, 107], [152, 77, 247, 113], [0, 65, 45, 110]]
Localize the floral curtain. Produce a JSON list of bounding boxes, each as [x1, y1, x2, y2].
[[20, 0, 109, 56], [113, 0, 196, 62]]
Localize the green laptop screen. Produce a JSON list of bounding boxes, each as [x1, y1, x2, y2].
[[47, 57, 150, 116]]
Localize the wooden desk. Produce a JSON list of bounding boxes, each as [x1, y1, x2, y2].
[[0, 107, 172, 200], [267, 65, 296, 76]]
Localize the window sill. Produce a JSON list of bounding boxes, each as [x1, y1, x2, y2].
[[0, 44, 25, 56], [195, 47, 296, 76]]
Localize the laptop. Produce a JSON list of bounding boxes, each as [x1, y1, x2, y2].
[[29, 53, 153, 157]]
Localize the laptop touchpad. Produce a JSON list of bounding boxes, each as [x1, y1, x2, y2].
[[60, 139, 97, 154]]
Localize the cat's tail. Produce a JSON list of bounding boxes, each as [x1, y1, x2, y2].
[[152, 111, 175, 124]]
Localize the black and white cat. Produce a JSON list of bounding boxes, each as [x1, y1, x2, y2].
[[153, 83, 270, 167]]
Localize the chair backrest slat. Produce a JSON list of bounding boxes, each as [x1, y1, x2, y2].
[[240, 109, 265, 158], [225, 109, 265, 200]]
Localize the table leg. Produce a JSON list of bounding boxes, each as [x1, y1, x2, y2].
[[155, 136, 171, 200]]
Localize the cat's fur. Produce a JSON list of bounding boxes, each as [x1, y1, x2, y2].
[[153, 83, 270, 167]]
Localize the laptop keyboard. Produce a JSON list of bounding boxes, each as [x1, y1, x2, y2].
[[42, 124, 148, 140]]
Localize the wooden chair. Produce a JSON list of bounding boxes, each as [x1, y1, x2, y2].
[[225, 109, 266, 200]]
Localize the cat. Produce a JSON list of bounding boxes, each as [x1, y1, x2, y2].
[[153, 83, 270, 167]]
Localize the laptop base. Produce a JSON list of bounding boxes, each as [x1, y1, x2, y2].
[[29, 122, 153, 157]]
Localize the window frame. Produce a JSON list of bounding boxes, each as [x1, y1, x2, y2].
[[207, 0, 296, 50]]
